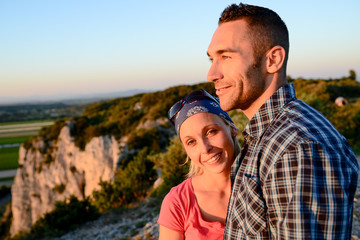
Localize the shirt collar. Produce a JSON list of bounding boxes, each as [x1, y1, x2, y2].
[[243, 83, 296, 141]]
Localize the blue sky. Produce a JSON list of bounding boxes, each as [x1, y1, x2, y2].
[[1, 0, 359, 103]]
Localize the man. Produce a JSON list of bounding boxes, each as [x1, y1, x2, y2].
[[207, 3, 359, 240]]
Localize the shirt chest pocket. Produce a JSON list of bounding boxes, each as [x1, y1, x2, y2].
[[232, 174, 268, 236]]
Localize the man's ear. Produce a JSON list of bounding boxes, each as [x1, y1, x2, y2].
[[266, 46, 285, 74]]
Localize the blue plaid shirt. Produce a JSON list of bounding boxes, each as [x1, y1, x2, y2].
[[224, 83, 359, 239]]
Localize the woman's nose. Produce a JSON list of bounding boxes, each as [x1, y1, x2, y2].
[[200, 139, 213, 153]]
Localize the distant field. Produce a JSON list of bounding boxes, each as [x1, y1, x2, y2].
[[0, 130, 39, 138], [0, 120, 53, 126], [0, 136, 30, 145], [0, 121, 53, 172], [0, 121, 53, 138], [0, 147, 19, 170]]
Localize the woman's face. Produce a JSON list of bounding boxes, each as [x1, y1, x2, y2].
[[179, 112, 235, 175]]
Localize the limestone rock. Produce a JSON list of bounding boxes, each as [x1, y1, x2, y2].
[[335, 96, 348, 107], [10, 123, 120, 236]]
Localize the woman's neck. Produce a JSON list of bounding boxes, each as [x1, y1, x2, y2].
[[193, 171, 231, 192]]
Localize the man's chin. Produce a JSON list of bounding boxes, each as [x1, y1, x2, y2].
[[219, 101, 237, 112]]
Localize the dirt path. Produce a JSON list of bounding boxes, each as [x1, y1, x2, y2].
[[0, 169, 17, 178]]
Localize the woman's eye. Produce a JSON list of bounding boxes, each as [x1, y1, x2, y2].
[[207, 129, 217, 135], [186, 139, 195, 146]]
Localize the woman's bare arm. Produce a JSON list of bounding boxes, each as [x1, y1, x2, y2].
[[159, 225, 184, 240]]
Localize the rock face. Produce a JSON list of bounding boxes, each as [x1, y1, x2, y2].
[[335, 96, 348, 107], [10, 123, 120, 236]]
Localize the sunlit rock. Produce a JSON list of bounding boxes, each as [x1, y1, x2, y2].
[[10, 123, 120, 236]]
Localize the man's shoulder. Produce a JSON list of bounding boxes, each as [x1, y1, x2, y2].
[[259, 98, 347, 151], [276, 99, 340, 138]]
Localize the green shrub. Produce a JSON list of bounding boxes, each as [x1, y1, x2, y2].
[[0, 186, 11, 199], [92, 148, 157, 212], [70, 165, 77, 173], [142, 83, 215, 121], [44, 153, 54, 164], [0, 202, 12, 240], [22, 118, 66, 161], [26, 195, 100, 239], [115, 148, 156, 202], [70, 116, 90, 150], [150, 136, 188, 197], [38, 118, 67, 142], [126, 127, 166, 152], [53, 183, 66, 194], [228, 110, 248, 145], [91, 178, 120, 213]]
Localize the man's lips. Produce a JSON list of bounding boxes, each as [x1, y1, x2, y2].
[[215, 86, 231, 95]]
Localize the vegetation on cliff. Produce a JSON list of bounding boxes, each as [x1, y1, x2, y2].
[[11, 196, 100, 240], [9, 71, 360, 239]]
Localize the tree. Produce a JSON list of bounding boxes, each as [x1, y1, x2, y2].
[[349, 69, 357, 81]]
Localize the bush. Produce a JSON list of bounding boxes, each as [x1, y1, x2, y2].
[[53, 183, 66, 194], [92, 148, 157, 212], [115, 148, 157, 202], [0, 186, 11, 199], [23, 118, 66, 151], [150, 136, 189, 197], [70, 116, 90, 150], [126, 127, 164, 152], [0, 203, 11, 240], [25, 195, 100, 239]]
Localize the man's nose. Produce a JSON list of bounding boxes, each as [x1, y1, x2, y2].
[[207, 61, 223, 83]]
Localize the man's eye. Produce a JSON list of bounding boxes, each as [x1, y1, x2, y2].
[[222, 55, 230, 60]]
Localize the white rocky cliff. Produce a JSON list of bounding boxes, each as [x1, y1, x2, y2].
[[10, 122, 120, 236]]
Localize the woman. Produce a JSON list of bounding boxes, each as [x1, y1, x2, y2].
[[157, 89, 241, 240]]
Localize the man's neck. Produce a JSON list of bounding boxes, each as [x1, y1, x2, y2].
[[243, 78, 287, 120]]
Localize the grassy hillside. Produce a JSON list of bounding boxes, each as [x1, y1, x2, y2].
[[22, 76, 360, 198], [10, 75, 360, 239], [23, 75, 360, 192]]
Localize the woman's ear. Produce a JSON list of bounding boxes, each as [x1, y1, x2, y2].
[[231, 126, 238, 138], [266, 46, 285, 74]]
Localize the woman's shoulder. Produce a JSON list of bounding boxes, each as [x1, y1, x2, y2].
[[158, 178, 194, 228], [164, 178, 193, 203]]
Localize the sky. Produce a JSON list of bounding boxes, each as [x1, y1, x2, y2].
[[1, 0, 359, 104]]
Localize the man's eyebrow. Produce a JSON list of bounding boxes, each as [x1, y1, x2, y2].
[[207, 48, 237, 57]]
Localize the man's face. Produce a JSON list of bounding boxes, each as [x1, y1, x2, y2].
[[207, 19, 266, 112]]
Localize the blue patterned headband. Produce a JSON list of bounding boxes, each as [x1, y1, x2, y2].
[[168, 90, 233, 136]]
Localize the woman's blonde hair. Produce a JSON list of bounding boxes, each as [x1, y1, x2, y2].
[[184, 118, 241, 178]]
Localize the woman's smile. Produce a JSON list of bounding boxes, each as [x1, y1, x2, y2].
[[204, 152, 222, 165]]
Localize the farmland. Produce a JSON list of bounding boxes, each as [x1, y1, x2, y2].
[[0, 101, 88, 186], [0, 121, 53, 185], [0, 121, 54, 138]]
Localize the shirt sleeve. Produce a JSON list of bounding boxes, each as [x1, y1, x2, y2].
[[157, 190, 185, 233], [264, 141, 357, 239]]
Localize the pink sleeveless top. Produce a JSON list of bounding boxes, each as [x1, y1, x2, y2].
[[157, 178, 224, 239]]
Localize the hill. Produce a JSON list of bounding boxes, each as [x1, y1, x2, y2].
[[2, 75, 360, 239]]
